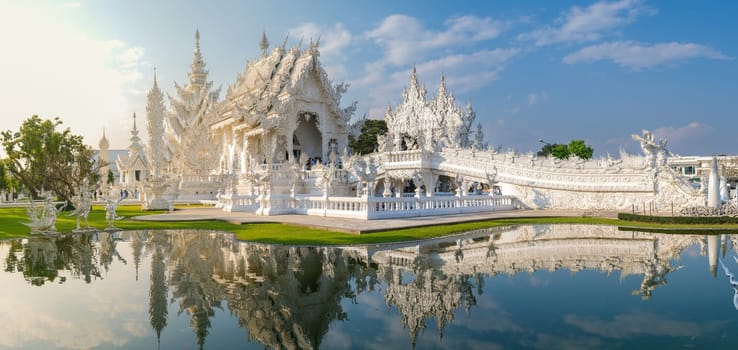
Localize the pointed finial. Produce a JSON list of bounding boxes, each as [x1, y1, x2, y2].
[[99, 128, 110, 149], [153, 67, 158, 87], [132, 112, 137, 130], [280, 34, 289, 51], [194, 29, 201, 54], [259, 31, 269, 55]]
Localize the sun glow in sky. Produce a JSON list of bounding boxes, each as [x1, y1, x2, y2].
[[0, 0, 736, 157]]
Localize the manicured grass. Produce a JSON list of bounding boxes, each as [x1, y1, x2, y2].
[[2, 206, 738, 245]]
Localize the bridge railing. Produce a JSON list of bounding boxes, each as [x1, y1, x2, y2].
[[221, 193, 521, 219], [386, 150, 423, 163]]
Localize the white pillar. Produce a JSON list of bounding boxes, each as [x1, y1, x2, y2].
[[707, 157, 721, 210]]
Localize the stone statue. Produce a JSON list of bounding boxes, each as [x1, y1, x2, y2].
[[69, 178, 93, 231], [632, 129, 670, 168], [104, 195, 126, 229], [24, 198, 66, 234]]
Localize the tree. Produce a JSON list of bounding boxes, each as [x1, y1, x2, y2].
[[537, 143, 555, 157], [107, 169, 115, 185], [537, 139, 594, 160], [0, 159, 7, 192], [568, 139, 594, 160], [551, 144, 571, 160], [1, 116, 101, 203], [348, 119, 388, 155]]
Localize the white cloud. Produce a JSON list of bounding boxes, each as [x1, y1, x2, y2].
[[365, 14, 508, 66], [0, 2, 147, 150], [563, 41, 731, 70], [528, 91, 549, 105], [564, 312, 725, 339], [288, 22, 352, 59], [63, 2, 81, 8], [519, 0, 654, 46], [652, 122, 712, 144], [356, 14, 520, 119]]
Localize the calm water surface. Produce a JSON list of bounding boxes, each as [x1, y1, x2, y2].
[[1, 225, 738, 349]]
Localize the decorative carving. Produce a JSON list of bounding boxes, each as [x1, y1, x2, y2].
[[69, 178, 93, 231], [104, 195, 125, 229], [24, 198, 66, 234]]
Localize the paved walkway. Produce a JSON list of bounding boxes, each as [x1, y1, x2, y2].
[[132, 207, 618, 234]]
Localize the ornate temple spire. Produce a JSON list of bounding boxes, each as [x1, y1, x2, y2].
[[146, 68, 167, 175], [259, 31, 269, 56], [438, 73, 447, 99], [406, 65, 426, 102], [98, 128, 109, 150], [128, 112, 144, 158], [433, 73, 450, 113], [188, 29, 208, 88]]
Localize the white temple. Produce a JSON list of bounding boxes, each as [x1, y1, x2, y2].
[[112, 30, 709, 217]]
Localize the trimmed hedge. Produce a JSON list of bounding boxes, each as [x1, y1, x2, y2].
[[618, 212, 738, 225], [617, 226, 738, 235]]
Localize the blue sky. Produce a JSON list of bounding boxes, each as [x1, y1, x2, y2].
[[1, 0, 736, 157]]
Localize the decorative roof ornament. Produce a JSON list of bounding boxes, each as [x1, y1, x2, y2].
[[309, 37, 321, 57], [259, 31, 269, 56], [99, 128, 109, 150], [128, 112, 144, 158], [188, 29, 208, 88]]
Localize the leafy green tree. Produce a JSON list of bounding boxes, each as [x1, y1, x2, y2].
[[1, 115, 101, 203], [0, 159, 7, 192], [551, 144, 571, 160], [107, 169, 115, 185], [568, 139, 594, 160], [536, 143, 555, 157], [538, 139, 594, 160], [349, 119, 388, 155]]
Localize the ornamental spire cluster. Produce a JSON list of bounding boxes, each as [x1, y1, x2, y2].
[[386, 67, 480, 150], [188, 29, 209, 88], [128, 112, 144, 158], [146, 68, 168, 175]]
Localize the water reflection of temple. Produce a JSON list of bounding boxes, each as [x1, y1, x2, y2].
[[3, 226, 736, 349]]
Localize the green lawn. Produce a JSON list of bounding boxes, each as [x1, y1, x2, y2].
[[2, 206, 737, 245]]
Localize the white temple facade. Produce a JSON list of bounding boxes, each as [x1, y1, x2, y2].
[[129, 30, 709, 217], [115, 113, 148, 194]]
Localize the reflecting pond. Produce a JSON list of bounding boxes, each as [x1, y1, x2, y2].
[[1, 225, 738, 349]]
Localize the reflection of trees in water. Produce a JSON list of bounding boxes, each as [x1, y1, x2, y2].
[[2, 227, 732, 349], [3, 233, 111, 285]]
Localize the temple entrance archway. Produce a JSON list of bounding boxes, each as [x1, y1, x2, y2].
[[294, 112, 323, 165]]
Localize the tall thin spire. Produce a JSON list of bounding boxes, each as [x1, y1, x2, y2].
[[99, 128, 109, 150], [259, 31, 269, 56], [153, 67, 158, 89], [188, 29, 208, 87], [128, 112, 143, 158], [147, 69, 167, 175]]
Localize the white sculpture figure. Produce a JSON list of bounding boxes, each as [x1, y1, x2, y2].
[[24, 198, 66, 234], [719, 257, 738, 311], [632, 129, 670, 168], [104, 196, 125, 229], [69, 179, 93, 231]]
